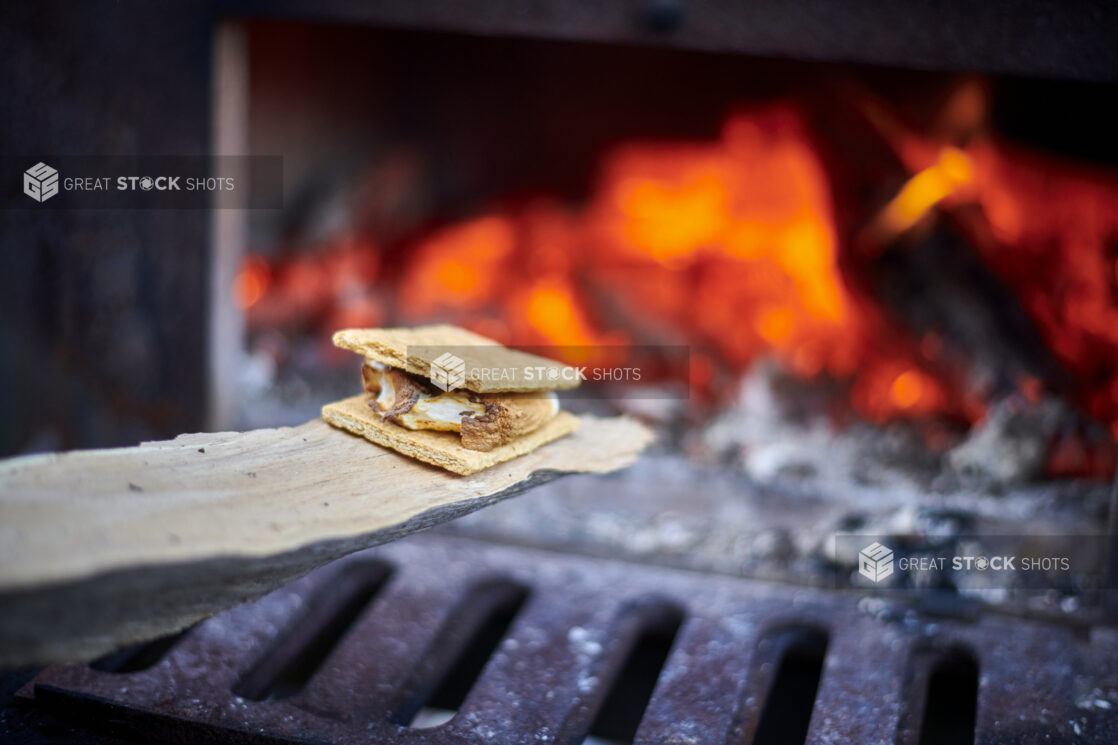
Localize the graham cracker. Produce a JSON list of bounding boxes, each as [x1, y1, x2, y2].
[[322, 394, 580, 475], [332, 324, 581, 393]]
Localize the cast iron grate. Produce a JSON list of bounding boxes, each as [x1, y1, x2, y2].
[[19, 534, 1118, 744]]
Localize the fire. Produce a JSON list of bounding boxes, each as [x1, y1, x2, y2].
[[395, 105, 965, 422], [523, 281, 597, 348], [398, 216, 515, 315], [586, 111, 861, 382], [875, 146, 973, 237], [864, 82, 1118, 441], [964, 140, 1118, 436], [240, 238, 382, 331], [243, 89, 1118, 462]]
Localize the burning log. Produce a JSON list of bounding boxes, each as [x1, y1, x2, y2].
[[853, 78, 1118, 451], [850, 219, 1067, 409]]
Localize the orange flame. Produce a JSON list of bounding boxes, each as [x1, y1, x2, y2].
[[397, 105, 964, 422], [875, 146, 974, 237], [398, 216, 516, 315], [247, 90, 1118, 455]]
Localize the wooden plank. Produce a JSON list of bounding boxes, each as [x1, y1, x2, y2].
[[0, 414, 652, 666]]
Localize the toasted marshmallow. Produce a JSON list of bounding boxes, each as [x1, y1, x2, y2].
[[396, 391, 486, 431], [361, 359, 560, 450], [363, 360, 485, 432]]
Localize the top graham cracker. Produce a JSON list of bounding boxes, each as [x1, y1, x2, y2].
[[332, 324, 582, 393]]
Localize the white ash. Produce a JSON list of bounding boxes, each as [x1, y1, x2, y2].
[[946, 396, 1066, 486], [441, 360, 1111, 619], [698, 361, 942, 509], [566, 626, 603, 658]]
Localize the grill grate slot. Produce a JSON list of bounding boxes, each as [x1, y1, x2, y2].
[[917, 648, 978, 745], [737, 621, 827, 738], [550, 599, 686, 744], [896, 644, 980, 745], [583, 601, 684, 745], [391, 579, 529, 728], [232, 559, 393, 701], [89, 628, 191, 673]]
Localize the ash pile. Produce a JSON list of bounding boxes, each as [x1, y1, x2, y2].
[[444, 361, 1115, 623]]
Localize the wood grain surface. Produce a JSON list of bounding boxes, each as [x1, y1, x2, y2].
[[0, 414, 652, 666]]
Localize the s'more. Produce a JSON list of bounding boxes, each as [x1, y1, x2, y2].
[[322, 324, 581, 474]]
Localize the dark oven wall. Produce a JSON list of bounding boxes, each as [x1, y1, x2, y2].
[[0, 3, 214, 455]]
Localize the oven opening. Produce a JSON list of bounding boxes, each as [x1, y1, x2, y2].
[[216, 19, 1118, 503], [5, 4, 1118, 745]]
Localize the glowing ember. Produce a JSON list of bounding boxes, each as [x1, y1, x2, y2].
[[242, 239, 382, 331], [233, 255, 270, 310]]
